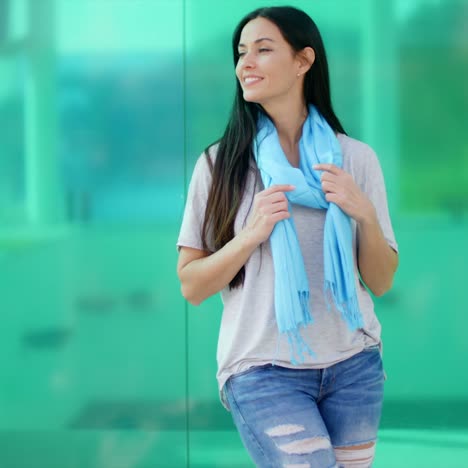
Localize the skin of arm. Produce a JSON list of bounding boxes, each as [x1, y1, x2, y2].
[[177, 184, 295, 305], [313, 163, 398, 297]]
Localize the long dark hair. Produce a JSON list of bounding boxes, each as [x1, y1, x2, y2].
[[202, 6, 345, 289]]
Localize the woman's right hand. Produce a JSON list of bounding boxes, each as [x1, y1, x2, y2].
[[244, 184, 295, 245], [178, 184, 295, 305]]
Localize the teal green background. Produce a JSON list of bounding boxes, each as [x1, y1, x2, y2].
[[0, 0, 467, 466]]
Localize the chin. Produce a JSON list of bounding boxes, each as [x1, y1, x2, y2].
[[242, 92, 266, 104]]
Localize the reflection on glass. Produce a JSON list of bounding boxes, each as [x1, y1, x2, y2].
[[399, 0, 468, 218], [0, 55, 26, 225]]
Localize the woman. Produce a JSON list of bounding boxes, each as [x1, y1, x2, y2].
[[177, 6, 398, 467]]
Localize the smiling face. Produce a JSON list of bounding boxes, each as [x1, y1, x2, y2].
[[235, 17, 303, 107]]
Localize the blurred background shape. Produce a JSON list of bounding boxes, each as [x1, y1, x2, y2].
[[0, 0, 467, 467]]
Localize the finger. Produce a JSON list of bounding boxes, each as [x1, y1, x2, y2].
[[320, 172, 337, 183], [262, 184, 296, 195], [259, 199, 288, 215], [321, 180, 338, 193], [257, 196, 288, 214], [266, 191, 288, 203], [270, 211, 291, 223], [313, 163, 342, 175], [270, 201, 289, 213], [255, 193, 287, 212], [325, 192, 344, 207]]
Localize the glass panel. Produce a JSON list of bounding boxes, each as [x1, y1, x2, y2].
[[381, 0, 468, 441], [0, 1, 187, 467], [186, 0, 468, 466], [184, 1, 248, 465]]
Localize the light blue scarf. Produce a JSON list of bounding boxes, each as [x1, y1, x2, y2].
[[254, 105, 364, 364]]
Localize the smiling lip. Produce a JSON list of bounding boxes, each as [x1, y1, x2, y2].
[[243, 76, 263, 86]]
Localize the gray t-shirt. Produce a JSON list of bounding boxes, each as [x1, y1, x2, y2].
[[177, 133, 398, 409]]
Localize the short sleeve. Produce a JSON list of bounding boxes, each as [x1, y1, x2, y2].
[[362, 148, 399, 253], [176, 150, 214, 252]]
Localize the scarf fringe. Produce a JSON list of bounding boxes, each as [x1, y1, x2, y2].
[[277, 289, 311, 331], [286, 328, 317, 365], [324, 281, 364, 330], [299, 290, 311, 324]]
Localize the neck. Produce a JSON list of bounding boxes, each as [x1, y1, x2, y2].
[[263, 99, 309, 149]]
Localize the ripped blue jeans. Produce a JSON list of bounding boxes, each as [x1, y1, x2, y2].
[[223, 345, 385, 468]]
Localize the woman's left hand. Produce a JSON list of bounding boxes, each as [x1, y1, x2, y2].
[[313, 163, 376, 224]]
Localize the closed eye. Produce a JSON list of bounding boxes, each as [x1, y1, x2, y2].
[[238, 48, 272, 57]]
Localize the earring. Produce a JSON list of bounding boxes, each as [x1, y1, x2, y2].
[[297, 73, 301, 77]]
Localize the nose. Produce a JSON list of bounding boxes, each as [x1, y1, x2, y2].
[[240, 50, 256, 69]]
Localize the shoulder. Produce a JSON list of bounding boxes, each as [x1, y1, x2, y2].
[[190, 142, 220, 180], [337, 133, 380, 171], [205, 142, 220, 166], [337, 133, 377, 163], [196, 142, 219, 167], [336, 133, 382, 188]]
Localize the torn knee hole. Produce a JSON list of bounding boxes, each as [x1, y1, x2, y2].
[[334, 442, 376, 465], [278, 436, 332, 455], [265, 424, 332, 455], [265, 424, 305, 437]]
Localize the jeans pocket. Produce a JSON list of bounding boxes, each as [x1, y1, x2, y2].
[[230, 363, 272, 380], [362, 344, 387, 382]]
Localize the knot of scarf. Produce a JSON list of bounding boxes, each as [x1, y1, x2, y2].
[[254, 105, 364, 364]]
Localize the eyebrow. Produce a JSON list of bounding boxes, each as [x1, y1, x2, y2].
[[238, 37, 275, 48]]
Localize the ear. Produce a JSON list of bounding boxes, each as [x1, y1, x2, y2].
[[297, 47, 315, 75]]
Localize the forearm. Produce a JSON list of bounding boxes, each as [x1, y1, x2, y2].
[[312, 162, 398, 295], [178, 229, 259, 305], [357, 211, 398, 297]]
